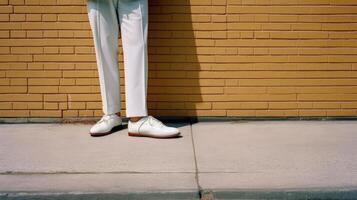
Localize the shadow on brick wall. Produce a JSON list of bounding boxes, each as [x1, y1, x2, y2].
[[146, 1, 203, 119]]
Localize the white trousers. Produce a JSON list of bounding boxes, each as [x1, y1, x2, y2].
[[86, 0, 148, 117]]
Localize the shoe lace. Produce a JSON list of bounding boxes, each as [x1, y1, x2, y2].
[[97, 114, 112, 124], [148, 116, 164, 128]]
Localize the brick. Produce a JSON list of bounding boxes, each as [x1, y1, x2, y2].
[[44, 94, 67, 102], [0, 86, 27, 93], [78, 110, 93, 117], [6, 70, 61, 78], [0, 110, 29, 117], [29, 86, 58, 93], [63, 110, 78, 117], [86, 102, 101, 109], [0, 94, 42, 101], [30, 110, 61, 117], [28, 78, 59, 85], [59, 102, 67, 110], [0, 102, 12, 109], [68, 101, 85, 109], [44, 102, 59, 110]]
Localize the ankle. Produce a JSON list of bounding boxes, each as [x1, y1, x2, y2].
[[129, 116, 145, 122]]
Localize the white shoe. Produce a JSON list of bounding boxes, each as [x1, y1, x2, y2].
[[89, 114, 122, 136], [128, 115, 180, 138]]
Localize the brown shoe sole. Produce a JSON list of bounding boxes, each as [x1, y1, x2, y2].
[[89, 124, 123, 137], [128, 132, 180, 139]]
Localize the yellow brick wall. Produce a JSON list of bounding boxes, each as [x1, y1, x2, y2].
[[1, 0, 357, 118]]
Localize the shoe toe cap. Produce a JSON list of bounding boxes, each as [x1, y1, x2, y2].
[[167, 127, 180, 135], [90, 123, 110, 134], [89, 124, 102, 134]]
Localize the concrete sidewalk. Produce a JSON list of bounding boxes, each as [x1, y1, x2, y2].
[[1, 120, 357, 199]]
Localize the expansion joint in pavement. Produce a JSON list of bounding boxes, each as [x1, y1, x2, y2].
[[189, 119, 215, 200]]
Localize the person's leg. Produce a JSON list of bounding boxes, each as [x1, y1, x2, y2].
[[87, 0, 121, 116], [117, 0, 149, 121]]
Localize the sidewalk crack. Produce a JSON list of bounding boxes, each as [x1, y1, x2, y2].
[[189, 119, 206, 199]]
